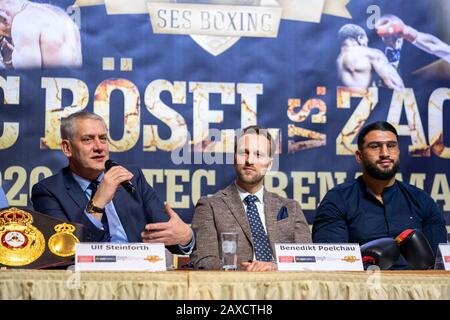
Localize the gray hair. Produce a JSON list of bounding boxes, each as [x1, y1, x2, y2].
[[60, 111, 106, 140], [338, 24, 367, 44]]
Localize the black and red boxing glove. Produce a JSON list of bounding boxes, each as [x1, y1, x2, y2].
[[395, 229, 435, 270], [360, 238, 401, 270]]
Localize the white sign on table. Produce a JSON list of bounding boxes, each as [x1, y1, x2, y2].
[[75, 243, 166, 271], [435, 243, 450, 270], [275, 243, 364, 271]]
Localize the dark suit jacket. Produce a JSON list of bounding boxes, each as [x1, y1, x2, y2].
[[190, 183, 312, 269], [31, 166, 182, 253]]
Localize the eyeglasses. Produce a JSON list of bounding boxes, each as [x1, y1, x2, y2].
[[363, 141, 399, 152]]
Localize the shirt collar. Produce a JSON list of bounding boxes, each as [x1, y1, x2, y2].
[[358, 175, 398, 202], [381, 181, 398, 201], [235, 182, 264, 204], [71, 171, 104, 192]]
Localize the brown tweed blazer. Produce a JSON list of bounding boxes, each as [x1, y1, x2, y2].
[[190, 183, 312, 270]]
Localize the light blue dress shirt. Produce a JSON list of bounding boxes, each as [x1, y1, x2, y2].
[[72, 172, 129, 243], [0, 187, 8, 208]]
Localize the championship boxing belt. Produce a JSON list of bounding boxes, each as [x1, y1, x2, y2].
[[0, 207, 86, 269]]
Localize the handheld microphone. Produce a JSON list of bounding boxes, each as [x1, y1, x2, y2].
[[360, 238, 401, 270], [104, 159, 136, 194], [395, 229, 435, 270]]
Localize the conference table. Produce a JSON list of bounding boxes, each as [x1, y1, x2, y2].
[[1, 269, 449, 300]]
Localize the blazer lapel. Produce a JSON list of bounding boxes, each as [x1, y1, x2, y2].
[[221, 184, 253, 244], [62, 168, 89, 210], [263, 190, 281, 249], [112, 187, 139, 242]]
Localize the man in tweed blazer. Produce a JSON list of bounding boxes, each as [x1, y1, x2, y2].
[[191, 126, 311, 271]]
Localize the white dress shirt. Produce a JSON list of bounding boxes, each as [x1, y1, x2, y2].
[[235, 183, 267, 232]]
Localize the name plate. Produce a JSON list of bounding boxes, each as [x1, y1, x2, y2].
[[75, 243, 166, 271], [435, 244, 450, 270], [275, 243, 364, 271]]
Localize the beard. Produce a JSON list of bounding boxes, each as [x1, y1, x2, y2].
[[363, 158, 400, 181], [235, 167, 265, 186]]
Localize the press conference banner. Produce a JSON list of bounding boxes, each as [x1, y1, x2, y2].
[[0, 0, 449, 224]]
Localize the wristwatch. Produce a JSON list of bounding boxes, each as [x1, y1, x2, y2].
[[86, 200, 105, 214]]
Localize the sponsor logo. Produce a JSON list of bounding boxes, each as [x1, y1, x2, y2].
[[295, 256, 316, 263], [144, 255, 163, 263], [444, 256, 450, 263], [77, 255, 94, 263], [95, 255, 117, 263], [278, 255, 294, 263], [342, 255, 360, 263]]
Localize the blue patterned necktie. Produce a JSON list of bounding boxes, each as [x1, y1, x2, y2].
[[88, 180, 110, 240], [244, 195, 273, 262]]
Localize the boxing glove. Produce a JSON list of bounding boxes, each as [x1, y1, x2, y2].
[[395, 229, 435, 270], [375, 15, 417, 42], [360, 238, 401, 270], [376, 15, 405, 36]]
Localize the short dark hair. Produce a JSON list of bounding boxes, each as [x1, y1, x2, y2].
[[357, 121, 398, 150], [234, 125, 275, 157], [338, 24, 367, 44]]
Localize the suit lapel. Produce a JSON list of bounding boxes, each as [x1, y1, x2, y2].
[[62, 168, 89, 210], [112, 187, 139, 242], [221, 184, 253, 243], [263, 190, 281, 249]]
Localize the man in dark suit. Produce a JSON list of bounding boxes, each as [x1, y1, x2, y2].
[[190, 126, 311, 271], [31, 111, 193, 253]]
